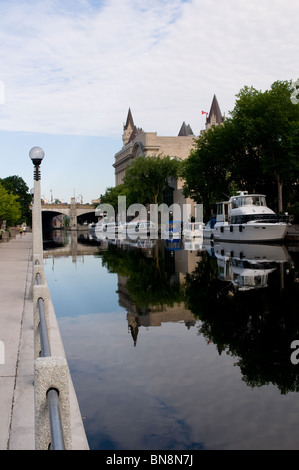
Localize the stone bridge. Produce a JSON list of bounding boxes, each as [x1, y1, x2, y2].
[[41, 197, 97, 230]]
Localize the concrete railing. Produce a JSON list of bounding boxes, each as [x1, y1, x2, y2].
[[33, 261, 72, 450], [30, 155, 89, 450], [32, 259, 89, 450]]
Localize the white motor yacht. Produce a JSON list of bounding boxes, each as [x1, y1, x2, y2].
[[212, 191, 288, 242]]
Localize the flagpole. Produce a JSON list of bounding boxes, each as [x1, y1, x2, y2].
[[201, 110, 208, 132]]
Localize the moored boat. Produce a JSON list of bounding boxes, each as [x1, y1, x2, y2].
[[161, 221, 182, 241], [126, 220, 158, 239], [183, 222, 204, 240], [212, 191, 288, 242]]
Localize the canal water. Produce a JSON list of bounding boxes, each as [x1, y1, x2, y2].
[[43, 230, 299, 450]]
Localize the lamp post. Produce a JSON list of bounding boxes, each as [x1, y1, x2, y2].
[[29, 146, 45, 265]]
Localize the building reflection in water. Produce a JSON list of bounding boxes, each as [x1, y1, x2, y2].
[[103, 238, 200, 347]]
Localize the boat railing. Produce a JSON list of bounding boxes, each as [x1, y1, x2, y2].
[[230, 214, 291, 225], [279, 214, 294, 224]]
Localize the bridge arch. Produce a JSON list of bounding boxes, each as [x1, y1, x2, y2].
[[40, 198, 97, 230]]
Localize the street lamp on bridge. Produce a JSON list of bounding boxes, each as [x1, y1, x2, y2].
[[29, 146, 45, 265]]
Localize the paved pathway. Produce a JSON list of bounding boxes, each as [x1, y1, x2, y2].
[[0, 233, 34, 450]]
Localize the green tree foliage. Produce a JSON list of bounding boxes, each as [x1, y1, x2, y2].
[[99, 184, 128, 213], [232, 81, 299, 212], [122, 154, 183, 205], [182, 121, 245, 216], [0, 182, 21, 228], [101, 243, 183, 310], [0, 175, 32, 225], [183, 80, 299, 215]]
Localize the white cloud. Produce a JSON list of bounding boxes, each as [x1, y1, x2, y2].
[[0, 0, 298, 137]]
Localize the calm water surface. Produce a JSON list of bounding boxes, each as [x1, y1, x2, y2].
[[43, 231, 299, 450]]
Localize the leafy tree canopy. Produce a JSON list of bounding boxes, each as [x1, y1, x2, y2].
[[99, 184, 128, 213], [0, 175, 32, 225], [183, 80, 299, 216], [0, 182, 22, 228], [122, 154, 183, 205]]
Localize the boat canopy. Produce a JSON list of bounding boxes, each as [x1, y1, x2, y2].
[[230, 194, 267, 209]]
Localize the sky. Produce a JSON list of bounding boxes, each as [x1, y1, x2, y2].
[[0, 0, 298, 203]]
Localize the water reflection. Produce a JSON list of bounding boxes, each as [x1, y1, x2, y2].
[[98, 239, 196, 347], [43, 230, 299, 449], [213, 242, 292, 290], [184, 243, 299, 395]]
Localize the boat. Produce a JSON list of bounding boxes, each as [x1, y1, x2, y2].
[[183, 222, 204, 240], [94, 220, 116, 239], [161, 221, 182, 241], [212, 191, 288, 242], [117, 221, 128, 237], [126, 220, 158, 239], [203, 218, 216, 239]]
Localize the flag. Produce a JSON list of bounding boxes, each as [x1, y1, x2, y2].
[[202, 110, 208, 115]]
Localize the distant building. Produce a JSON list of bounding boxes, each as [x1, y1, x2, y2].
[[113, 95, 224, 215]]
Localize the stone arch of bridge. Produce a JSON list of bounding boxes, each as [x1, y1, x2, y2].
[[41, 206, 97, 231]]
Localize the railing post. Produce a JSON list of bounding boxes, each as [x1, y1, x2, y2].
[[33, 284, 50, 359], [34, 356, 71, 450]]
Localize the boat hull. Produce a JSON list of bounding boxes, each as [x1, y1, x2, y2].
[[213, 223, 288, 242]]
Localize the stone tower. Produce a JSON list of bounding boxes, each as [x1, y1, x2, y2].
[[205, 95, 224, 130], [122, 108, 137, 146]]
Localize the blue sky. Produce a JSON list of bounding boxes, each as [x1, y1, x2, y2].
[[0, 0, 298, 203]]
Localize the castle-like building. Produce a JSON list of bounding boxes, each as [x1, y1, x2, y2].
[[113, 95, 224, 213]]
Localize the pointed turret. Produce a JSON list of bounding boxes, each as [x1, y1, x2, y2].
[[122, 108, 135, 146], [178, 121, 194, 136], [205, 95, 224, 130], [124, 108, 134, 130]]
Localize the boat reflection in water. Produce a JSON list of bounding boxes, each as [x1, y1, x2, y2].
[[213, 242, 292, 290]]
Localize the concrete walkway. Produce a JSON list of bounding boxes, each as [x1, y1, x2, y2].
[[0, 233, 35, 450]]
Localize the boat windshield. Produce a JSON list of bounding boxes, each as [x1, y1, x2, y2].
[[230, 214, 279, 224], [231, 195, 266, 208]]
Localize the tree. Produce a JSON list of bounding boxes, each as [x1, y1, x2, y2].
[[0, 175, 32, 225], [182, 121, 240, 216], [182, 80, 299, 214], [231, 81, 299, 212], [0, 182, 21, 228], [99, 184, 128, 213], [122, 154, 182, 206]]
